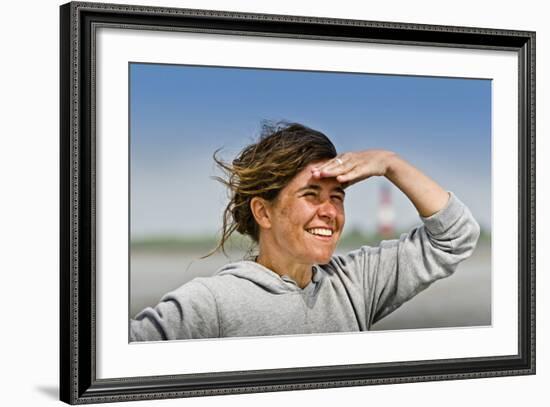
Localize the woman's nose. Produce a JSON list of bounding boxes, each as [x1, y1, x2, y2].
[[317, 200, 337, 219]]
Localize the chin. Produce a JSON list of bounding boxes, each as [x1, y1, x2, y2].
[[311, 251, 334, 265]]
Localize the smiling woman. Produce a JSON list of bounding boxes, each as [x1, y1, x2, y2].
[[130, 122, 480, 341]]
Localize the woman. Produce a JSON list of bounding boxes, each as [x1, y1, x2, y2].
[[130, 122, 480, 341]]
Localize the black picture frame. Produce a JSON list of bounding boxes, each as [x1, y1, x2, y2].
[[60, 1, 536, 404]]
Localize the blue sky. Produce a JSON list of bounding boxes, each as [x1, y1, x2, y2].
[[130, 63, 491, 238]]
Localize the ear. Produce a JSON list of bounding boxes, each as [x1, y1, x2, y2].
[[250, 197, 272, 229]]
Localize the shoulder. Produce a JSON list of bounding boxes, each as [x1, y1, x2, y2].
[[319, 247, 373, 283], [327, 242, 397, 270], [185, 263, 262, 298], [191, 274, 248, 294], [160, 278, 219, 309]]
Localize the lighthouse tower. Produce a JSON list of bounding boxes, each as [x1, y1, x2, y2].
[[377, 184, 395, 238]]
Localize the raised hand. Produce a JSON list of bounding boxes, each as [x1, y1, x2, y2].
[[311, 150, 396, 187], [312, 149, 449, 218]]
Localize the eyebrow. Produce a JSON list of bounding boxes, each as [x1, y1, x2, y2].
[[297, 184, 346, 196]]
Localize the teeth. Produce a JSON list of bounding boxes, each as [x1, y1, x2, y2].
[[307, 228, 333, 237]]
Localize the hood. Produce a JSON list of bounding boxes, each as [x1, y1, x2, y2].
[[215, 260, 324, 294]]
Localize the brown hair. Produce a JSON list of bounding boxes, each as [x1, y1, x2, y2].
[[211, 122, 337, 255]]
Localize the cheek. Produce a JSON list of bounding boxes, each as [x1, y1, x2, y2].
[[279, 205, 289, 217], [282, 201, 311, 225], [276, 205, 302, 235], [338, 205, 346, 225], [287, 213, 307, 233]]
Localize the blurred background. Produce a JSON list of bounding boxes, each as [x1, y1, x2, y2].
[[130, 63, 491, 331]]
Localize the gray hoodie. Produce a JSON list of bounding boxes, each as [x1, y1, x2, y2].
[[130, 192, 480, 341]]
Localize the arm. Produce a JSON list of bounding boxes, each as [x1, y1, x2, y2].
[[312, 150, 449, 217], [333, 191, 480, 327], [130, 280, 220, 341], [368, 192, 479, 324], [314, 151, 480, 326]]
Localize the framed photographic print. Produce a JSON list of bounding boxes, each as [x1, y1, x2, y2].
[[60, 1, 535, 404]]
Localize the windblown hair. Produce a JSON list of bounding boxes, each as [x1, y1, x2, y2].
[[211, 122, 337, 255]]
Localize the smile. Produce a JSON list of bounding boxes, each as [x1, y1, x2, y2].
[[306, 228, 334, 237]]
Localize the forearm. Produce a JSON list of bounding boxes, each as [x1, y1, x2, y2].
[[367, 192, 480, 324], [130, 280, 220, 341], [384, 153, 449, 217], [313, 149, 450, 217]]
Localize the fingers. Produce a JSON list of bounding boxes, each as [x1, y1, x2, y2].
[[312, 155, 353, 178], [311, 150, 390, 187], [336, 168, 363, 184]]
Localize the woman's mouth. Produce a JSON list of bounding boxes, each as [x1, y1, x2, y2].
[[306, 228, 334, 238]]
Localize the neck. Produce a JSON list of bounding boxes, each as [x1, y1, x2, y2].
[[256, 251, 313, 289]]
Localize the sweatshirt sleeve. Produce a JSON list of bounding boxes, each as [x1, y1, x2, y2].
[[130, 279, 220, 342], [348, 192, 480, 328]]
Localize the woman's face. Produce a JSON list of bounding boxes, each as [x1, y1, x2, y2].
[[263, 160, 346, 265]]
